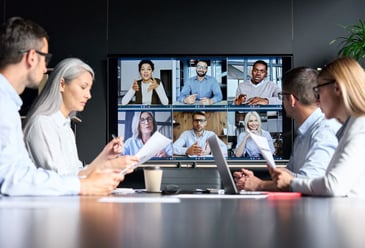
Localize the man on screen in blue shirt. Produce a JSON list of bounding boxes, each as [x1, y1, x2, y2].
[[178, 60, 223, 105], [233, 67, 341, 191]]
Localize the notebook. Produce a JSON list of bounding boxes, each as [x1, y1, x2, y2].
[[207, 135, 266, 195]]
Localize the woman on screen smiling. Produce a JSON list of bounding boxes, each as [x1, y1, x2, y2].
[[235, 111, 275, 158], [122, 111, 172, 157], [121, 60, 169, 105], [23, 58, 138, 176], [271, 57, 365, 197]]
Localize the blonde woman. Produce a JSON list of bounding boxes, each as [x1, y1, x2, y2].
[[235, 111, 275, 157], [271, 57, 365, 197]]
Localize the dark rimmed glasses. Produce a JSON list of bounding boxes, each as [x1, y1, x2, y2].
[[278, 92, 298, 101], [20, 49, 53, 65], [139, 117, 154, 124], [312, 80, 336, 99]]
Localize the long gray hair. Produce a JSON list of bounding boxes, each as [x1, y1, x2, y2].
[[23, 58, 94, 135]]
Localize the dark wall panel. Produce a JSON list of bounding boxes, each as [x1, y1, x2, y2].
[[4, 0, 108, 163], [108, 0, 293, 55], [293, 0, 365, 67]]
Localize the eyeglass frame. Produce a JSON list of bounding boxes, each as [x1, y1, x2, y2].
[[139, 117, 154, 124], [193, 118, 206, 123], [19, 49, 53, 66], [312, 80, 336, 99], [278, 92, 298, 101]]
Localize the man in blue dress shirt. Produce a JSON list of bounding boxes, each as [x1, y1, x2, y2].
[[178, 60, 223, 105], [0, 17, 138, 196], [233, 67, 341, 191]]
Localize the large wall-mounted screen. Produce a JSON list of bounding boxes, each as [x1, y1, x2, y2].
[[107, 55, 293, 166]]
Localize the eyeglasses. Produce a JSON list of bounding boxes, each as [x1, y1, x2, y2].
[[20, 49, 53, 65], [35, 50, 52, 65], [139, 117, 153, 124], [312, 80, 336, 99], [196, 65, 208, 70], [193, 119, 206, 123], [278, 92, 299, 101]]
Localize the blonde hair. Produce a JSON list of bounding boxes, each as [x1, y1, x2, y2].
[[244, 111, 263, 135], [319, 57, 365, 117]]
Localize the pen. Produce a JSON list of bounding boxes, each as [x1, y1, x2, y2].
[[112, 134, 117, 139]]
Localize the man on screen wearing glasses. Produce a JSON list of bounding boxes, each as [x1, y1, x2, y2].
[[173, 112, 227, 157], [178, 60, 223, 105]]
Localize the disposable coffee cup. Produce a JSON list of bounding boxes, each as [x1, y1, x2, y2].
[[144, 166, 163, 193]]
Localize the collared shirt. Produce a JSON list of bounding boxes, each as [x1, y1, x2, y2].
[[173, 130, 227, 156], [0, 74, 79, 196], [24, 111, 83, 176], [291, 116, 365, 197], [178, 75, 223, 103], [235, 129, 275, 157], [286, 108, 341, 178], [235, 79, 281, 105], [122, 135, 172, 157]]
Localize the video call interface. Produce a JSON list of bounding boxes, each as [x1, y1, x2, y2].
[[110, 55, 293, 163]]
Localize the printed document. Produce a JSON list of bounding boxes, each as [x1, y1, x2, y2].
[[247, 131, 276, 168]]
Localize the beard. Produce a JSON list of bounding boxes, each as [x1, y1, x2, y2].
[[196, 70, 207, 77]]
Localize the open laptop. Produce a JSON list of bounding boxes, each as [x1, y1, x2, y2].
[[207, 135, 266, 195]]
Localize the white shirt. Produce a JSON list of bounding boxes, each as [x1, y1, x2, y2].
[[24, 111, 83, 176], [291, 116, 365, 197], [0, 74, 79, 196]]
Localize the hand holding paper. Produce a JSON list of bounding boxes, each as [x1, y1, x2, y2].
[[120, 131, 172, 175], [247, 131, 276, 168]]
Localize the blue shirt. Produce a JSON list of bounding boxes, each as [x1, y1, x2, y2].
[[173, 130, 227, 156], [178, 75, 223, 103], [235, 129, 275, 157], [286, 108, 341, 178], [0, 74, 80, 196], [122, 135, 172, 157]]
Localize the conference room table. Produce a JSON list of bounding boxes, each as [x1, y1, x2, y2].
[[1, 191, 365, 248]]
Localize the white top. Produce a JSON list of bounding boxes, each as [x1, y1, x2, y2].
[[121, 81, 169, 105], [291, 116, 365, 197], [24, 111, 83, 176], [0, 74, 79, 196]]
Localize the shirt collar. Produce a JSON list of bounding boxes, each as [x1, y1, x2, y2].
[[52, 111, 71, 127], [297, 108, 323, 136]]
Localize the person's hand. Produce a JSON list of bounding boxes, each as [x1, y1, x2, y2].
[[79, 168, 124, 195], [98, 136, 124, 161], [234, 94, 247, 105], [186, 142, 203, 156], [148, 78, 159, 91], [132, 80, 139, 91], [183, 94, 197, 104], [200, 97, 213, 105], [233, 168, 256, 190], [155, 149, 167, 157], [269, 166, 293, 191], [246, 97, 269, 105]]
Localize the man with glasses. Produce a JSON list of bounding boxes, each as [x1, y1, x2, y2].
[[233, 67, 341, 191], [233, 60, 281, 105], [178, 60, 223, 105], [173, 111, 227, 156], [0, 17, 138, 196]]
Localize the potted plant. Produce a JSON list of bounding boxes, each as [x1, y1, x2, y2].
[[330, 18, 365, 66]]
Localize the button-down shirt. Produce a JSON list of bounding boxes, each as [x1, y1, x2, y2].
[[0, 74, 79, 196], [24, 111, 83, 176], [178, 75, 223, 103], [286, 108, 341, 178]]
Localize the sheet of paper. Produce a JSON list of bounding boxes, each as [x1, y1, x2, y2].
[[248, 131, 276, 168], [120, 131, 172, 175]]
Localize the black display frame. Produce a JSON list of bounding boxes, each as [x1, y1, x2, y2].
[[107, 54, 294, 166]]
